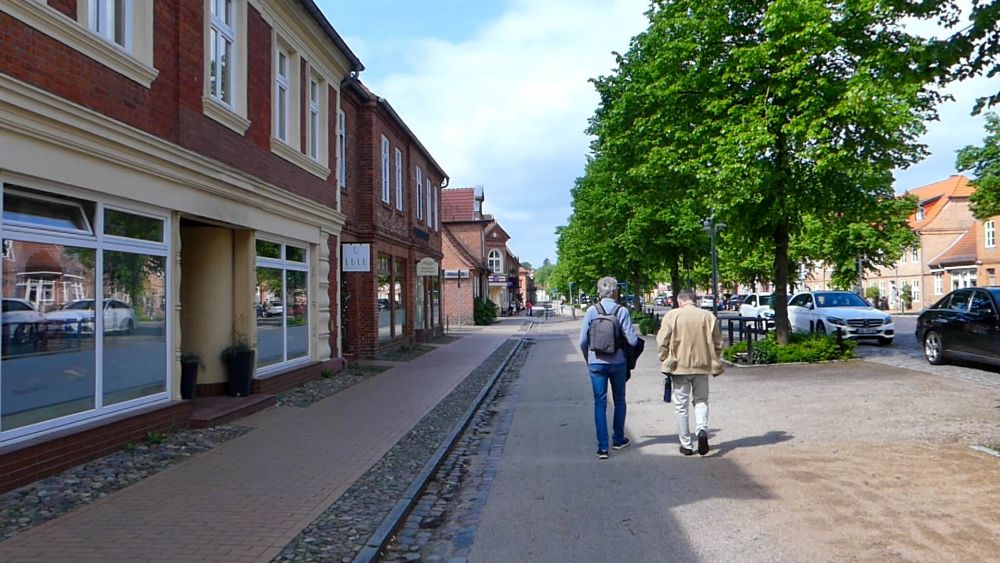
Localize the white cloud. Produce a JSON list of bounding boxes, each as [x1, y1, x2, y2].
[[362, 0, 650, 265]]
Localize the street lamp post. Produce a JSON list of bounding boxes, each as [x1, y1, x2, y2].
[[703, 217, 727, 316]]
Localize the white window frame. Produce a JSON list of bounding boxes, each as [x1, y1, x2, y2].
[[416, 167, 424, 221], [933, 272, 943, 296], [986, 221, 996, 248], [337, 109, 346, 188], [207, 0, 234, 107], [425, 179, 432, 228], [489, 249, 503, 274], [307, 77, 320, 161], [89, 0, 131, 50], [394, 149, 403, 211], [275, 47, 291, 144], [912, 247, 918, 262], [434, 186, 440, 231], [380, 136, 391, 204], [916, 206, 925, 221], [255, 238, 311, 376], [0, 181, 171, 446], [912, 279, 921, 302]]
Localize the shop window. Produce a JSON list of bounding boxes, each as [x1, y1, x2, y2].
[[394, 258, 405, 337], [255, 239, 309, 371], [1, 183, 169, 440], [377, 254, 391, 342]]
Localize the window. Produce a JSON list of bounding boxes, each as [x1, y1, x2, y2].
[[208, 0, 234, 106], [901, 250, 906, 264], [381, 136, 391, 204], [255, 239, 310, 370], [987, 221, 996, 248], [912, 280, 921, 302], [275, 48, 290, 143], [416, 167, 423, 221], [394, 148, 403, 211], [489, 249, 502, 273], [1, 184, 168, 440], [912, 247, 919, 262], [970, 290, 995, 317], [90, 0, 130, 49], [308, 78, 320, 160], [916, 206, 925, 221], [425, 179, 432, 228], [948, 290, 971, 312], [433, 186, 439, 231], [337, 110, 346, 188], [934, 272, 943, 295]]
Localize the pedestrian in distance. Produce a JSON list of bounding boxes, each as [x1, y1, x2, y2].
[[579, 276, 641, 460], [526, 301, 533, 317], [656, 290, 724, 456]]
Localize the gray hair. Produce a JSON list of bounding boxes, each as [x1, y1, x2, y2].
[[677, 290, 695, 303], [596, 277, 618, 299]]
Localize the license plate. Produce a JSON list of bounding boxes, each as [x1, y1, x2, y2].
[[855, 328, 877, 334]]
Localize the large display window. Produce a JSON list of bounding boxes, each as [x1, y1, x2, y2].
[[1, 184, 169, 441], [255, 238, 310, 372]]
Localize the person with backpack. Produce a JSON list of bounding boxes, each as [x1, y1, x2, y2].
[[656, 290, 724, 456], [579, 276, 640, 460]]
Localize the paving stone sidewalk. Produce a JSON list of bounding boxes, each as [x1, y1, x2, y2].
[[0, 321, 526, 562]]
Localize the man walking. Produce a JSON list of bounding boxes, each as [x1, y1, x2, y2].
[[656, 290, 724, 456], [579, 277, 640, 459]]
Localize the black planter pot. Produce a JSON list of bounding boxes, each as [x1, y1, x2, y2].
[[180, 360, 199, 400], [225, 349, 255, 397]]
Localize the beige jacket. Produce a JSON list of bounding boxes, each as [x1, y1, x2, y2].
[[656, 303, 724, 376]]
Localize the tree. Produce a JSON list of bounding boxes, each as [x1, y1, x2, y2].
[[596, 0, 940, 343], [520, 261, 533, 270], [958, 112, 1000, 219]]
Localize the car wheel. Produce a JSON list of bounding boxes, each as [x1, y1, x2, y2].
[[122, 319, 135, 335], [12, 324, 33, 344], [923, 330, 945, 365], [876, 337, 893, 346], [814, 320, 826, 335]]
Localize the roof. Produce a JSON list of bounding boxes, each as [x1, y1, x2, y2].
[[902, 175, 972, 229], [298, 1, 364, 72], [485, 220, 511, 244], [929, 227, 978, 268], [441, 188, 478, 222]]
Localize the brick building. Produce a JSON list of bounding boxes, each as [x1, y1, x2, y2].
[[441, 187, 489, 325], [338, 79, 446, 358], [0, 0, 367, 491]]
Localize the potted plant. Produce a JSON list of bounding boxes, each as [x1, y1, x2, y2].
[[221, 339, 255, 397], [179, 353, 202, 400]]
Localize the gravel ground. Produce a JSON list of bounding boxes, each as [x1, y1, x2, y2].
[[378, 342, 531, 562], [0, 424, 250, 543], [272, 338, 522, 563]]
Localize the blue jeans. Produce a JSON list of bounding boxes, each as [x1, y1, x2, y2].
[[589, 362, 628, 451]]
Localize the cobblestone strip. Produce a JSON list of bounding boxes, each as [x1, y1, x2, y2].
[[273, 339, 522, 563], [377, 342, 528, 563], [0, 424, 251, 543]]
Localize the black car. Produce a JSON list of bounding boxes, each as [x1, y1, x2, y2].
[[916, 287, 1000, 367]]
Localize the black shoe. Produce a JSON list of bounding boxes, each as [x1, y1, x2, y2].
[[597, 450, 609, 459], [612, 438, 631, 450], [697, 430, 709, 455], [679, 446, 694, 456]]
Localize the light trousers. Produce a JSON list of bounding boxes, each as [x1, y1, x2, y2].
[[672, 374, 709, 449]]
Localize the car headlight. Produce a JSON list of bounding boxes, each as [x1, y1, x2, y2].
[[763, 311, 774, 318], [825, 316, 845, 325], [881, 316, 891, 325]]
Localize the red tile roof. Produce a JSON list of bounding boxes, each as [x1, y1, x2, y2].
[[929, 227, 978, 268], [902, 175, 972, 229], [441, 188, 476, 222]]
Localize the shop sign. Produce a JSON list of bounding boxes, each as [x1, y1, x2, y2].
[[342, 243, 371, 272], [444, 270, 469, 279], [488, 274, 506, 285], [416, 257, 439, 277]]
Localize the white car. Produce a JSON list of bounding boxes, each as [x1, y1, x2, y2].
[[46, 299, 136, 335], [2, 298, 45, 343], [697, 295, 716, 309], [740, 293, 775, 323], [787, 290, 894, 345]]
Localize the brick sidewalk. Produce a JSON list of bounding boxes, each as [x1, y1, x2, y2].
[[0, 323, 524, 562]]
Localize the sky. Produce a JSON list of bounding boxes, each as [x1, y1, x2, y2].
[[316, 0, 995, 269]]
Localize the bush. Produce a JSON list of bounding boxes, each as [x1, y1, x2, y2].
[[637, 315, 661, 336], [723, 333, 856, 364], [473, 297, 497, 325]]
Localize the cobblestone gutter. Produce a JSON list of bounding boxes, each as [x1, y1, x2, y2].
[[273, 338, 527, 563]]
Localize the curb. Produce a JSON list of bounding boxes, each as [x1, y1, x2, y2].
[[352, 329, 529, 563], [721, 358, 864, 369]]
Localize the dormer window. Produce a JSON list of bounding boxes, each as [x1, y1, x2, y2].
[[916, 206, 925, 221]]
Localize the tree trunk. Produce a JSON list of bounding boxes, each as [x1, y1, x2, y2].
[[670, 254, 682, 305], [773, 219, 791, 345]]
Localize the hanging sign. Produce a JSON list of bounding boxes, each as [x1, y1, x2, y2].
[[342, 243, 371, 272], [416, 258, 439, 277]]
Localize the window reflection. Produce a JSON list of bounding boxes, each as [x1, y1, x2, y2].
[[377, 253, 391, 341], [394, 258, 405, 338], [1, 241, 96, 430], [286, 270, 307, 360], [256, 266, 283, 367]]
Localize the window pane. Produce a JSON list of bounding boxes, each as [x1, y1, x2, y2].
[[394, 258, 405, 337], [113, 0, 126, 46], [285, 270, 307, 360], [378, 257, 391, 341], [277, 87, 287, 140], [104, 209, 164, 242], [223, 0, 233, 26], [209, 29, 219, 97], [256, 267, 283, 367], [286, 245, 305, 263], [414, 275, 425, 329], [221, 38, 232, 104], [3, 188, 94, 233], [2, 242, 96, 430], [102, 252, 166, 405], [256, 240, 280, 258]]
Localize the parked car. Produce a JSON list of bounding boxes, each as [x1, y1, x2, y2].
[[739, 293, 775, 322], [697, 295, 716, 309], [266, 300, 284, 317], [786, 290, 894, 345], [1, 298, 45, 343], [916, 287, 1000, 367], [46, 299, 136, 335], [727, 294, 747, 311], [377, 298, 390, 311]]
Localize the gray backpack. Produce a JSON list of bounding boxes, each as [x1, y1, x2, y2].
[[588, 302, 623, 354]]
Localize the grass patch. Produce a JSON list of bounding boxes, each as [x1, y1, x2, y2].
[[379, 344, 435, 362], [724, 333, 856, 364]]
